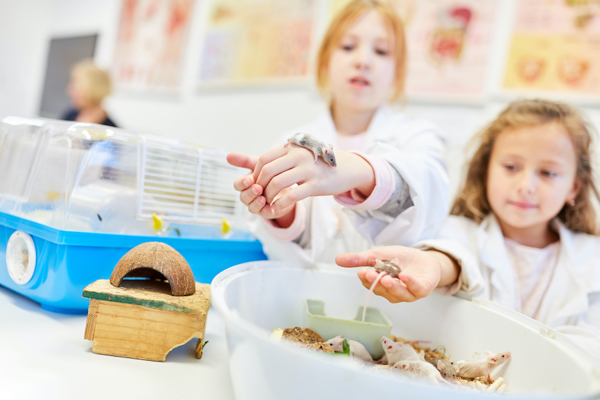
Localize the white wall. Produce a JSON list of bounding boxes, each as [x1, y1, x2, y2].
[[1, 0, 600, 198]]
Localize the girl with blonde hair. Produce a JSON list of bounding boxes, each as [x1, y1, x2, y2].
[[228, 0, 449, 264], [62, 59, 117, 127], [338, 99, 600, 357]]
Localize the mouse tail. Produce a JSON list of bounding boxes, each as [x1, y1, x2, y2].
[[362, 270, 387, 322]]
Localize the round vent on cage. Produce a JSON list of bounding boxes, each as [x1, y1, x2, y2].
[[6, 231, 36, 285]]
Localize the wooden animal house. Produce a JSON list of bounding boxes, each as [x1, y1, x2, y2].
[[83, 242, 210, 361]]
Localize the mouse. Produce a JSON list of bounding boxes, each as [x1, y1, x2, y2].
[[392, 358, 454, 386], [362, 259, 401, 322], [285, 133, 337, 167], [325, 335, 373, 363], [428, 357, 459, 381], [454, 351, 511, 383], [381, 336, 424, 365]]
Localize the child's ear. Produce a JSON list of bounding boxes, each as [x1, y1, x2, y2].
[[567, 178, 582, 205]]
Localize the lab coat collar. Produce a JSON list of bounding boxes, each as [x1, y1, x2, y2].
[[476, 214, 589, 322], [476, 214, 517, 309], [316, 104, 396, 147], [539, 219, 589, 322]]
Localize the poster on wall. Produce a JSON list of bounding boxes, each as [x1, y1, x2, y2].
[[329, 0, 498, 102], [113, 0, 195, 94], [502, 0, 600, 97], [196, 0, 319, 87]]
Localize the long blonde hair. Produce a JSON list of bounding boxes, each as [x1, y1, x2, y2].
[[315, 0, 407, 102], [452, 99, 600, 235]]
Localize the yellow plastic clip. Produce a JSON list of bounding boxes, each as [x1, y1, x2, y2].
[[152, 213, 164, 231], [221, 218, 231, 235]]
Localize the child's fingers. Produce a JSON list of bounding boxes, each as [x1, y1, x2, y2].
[[337, 247, 413, 269], [259, 202, 295, 220], [262, 169, 303, 204], [270, 182, 315, 212], [379, 276, 418, 302], [398, 274, 430, 300], [239, 184, 263, 206], [227, 153, 258, 171], [233, 174, 254, 191], [247, 196, 266, 214], [359, 270, 418, 303], [252, 146, 288, 182], [255, 154, 297, 190], [336, 252, 376, 268]]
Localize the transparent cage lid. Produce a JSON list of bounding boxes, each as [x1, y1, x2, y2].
[[0, 116, 246, 238]]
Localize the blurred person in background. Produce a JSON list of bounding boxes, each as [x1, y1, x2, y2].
[[62, 59, 117, 127]]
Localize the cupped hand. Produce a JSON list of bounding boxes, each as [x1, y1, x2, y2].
[[335, 246, 443, 303], [252, 144, 374, 212]]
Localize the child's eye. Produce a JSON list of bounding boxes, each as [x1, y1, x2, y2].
[[541, 170, 558, 178], [503, 164, 517, 171], [375, 48, 389, 56], [341, 44, 354, 51]]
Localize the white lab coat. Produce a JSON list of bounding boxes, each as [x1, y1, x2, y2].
[[246, 105, 449, 264], [415, 214, 600, 358]]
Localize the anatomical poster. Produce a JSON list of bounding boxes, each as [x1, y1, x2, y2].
[[197, 0, 319, 87], [113, 0, 195, 93], [503, 0, 600, 95]]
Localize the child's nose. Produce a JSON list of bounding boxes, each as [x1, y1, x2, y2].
[[517, 170, 537, 195], [353, 45, 371, 70]]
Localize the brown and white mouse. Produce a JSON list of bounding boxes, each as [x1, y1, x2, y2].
[[362, 259, 401, 322], [428, 357, 459, 381]]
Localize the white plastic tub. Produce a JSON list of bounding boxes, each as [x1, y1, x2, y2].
[[211, 261, 600, 400]]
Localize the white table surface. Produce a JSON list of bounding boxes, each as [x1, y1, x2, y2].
[[0, 285, 235, 400]]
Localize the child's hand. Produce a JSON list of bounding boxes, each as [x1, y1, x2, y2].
[[227, 153, 295, 220], [335, 247, 447, 303], [251, 145, 375, 212]]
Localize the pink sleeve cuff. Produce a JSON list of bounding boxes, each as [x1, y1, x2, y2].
[[334, 152, 395, 210], [260, 201, 306, 242]]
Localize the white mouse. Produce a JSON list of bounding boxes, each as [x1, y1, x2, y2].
[[392, 358, 453, 386], [285, 132, 337, 167], [455, 351, 511, 383], [381, 336, 424, 365], [325, 335, 373, 363]]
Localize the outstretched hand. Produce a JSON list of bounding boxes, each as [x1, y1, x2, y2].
[[251, 144, 375, 213], [335, 246, 450, 303], [227, 143, 376, 225]]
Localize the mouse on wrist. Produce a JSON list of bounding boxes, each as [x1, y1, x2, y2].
[[285, 132, 337, 167]]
